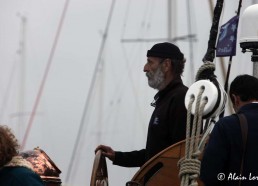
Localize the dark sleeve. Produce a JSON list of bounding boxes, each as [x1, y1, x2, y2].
[[168, 89, 187, 144], [113, 149, 146, 167], [24, 172, 45, 186], [200, 120, 229, 186], [10, 168, 44, 186]]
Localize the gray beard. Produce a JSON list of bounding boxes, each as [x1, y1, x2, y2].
[[146, 66, 165, 90]]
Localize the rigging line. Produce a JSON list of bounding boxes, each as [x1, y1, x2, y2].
[[219, 0, 242, 118], [237, 0, 242, 16], [0, 14, 26, 122], [144, 0, 155, 38], [121, 44, 147, 132], [119, 0, 151, 96], [118, 44, 149, 126], [117, 0, 154, 132], [142, 0, 151, 30], [21, 0, 71, 150], [120, 0, 131, 39], [136, 0, 151, 40], [120, 0, 145, 93], [96, 46, 129, 127], [97, 48, 123, 125], [0, 59, 16, 121], [121, 35, 197, 43], [208, 0, 214, 20], [65, 0, 116, 183], [203, 0, 224, 63], [186, 0, 195, 83], [207, 0, 226, 82], [18, 15, 27, 135], [116, 43, 149, 149]]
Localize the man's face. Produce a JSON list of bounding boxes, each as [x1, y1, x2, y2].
[[144, 57, 165, 90]]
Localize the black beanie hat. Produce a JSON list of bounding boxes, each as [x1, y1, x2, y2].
[[147, 42, 184, 60]]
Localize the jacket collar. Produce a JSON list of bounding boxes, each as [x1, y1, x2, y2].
[[238, 103, 258, 113], [2, 156, 33, 171]]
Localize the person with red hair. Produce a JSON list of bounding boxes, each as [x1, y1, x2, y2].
[[0, 125, 44, 186]]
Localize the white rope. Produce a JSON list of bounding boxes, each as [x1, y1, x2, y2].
[[178, 86, 208, 186]]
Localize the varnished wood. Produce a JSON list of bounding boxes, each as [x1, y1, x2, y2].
[[129, 140, 204, 186], [90, 150, 108, 186]]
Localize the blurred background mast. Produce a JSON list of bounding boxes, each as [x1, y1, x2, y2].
[[17, 14, 27, 139]]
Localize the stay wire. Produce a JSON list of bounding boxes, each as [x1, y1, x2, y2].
[[21, 0, 71, 150], [65, 0, 116, 183]]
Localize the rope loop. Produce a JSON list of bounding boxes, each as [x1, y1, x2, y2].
[[178, 158, 201, 181], [179, 81, 208, 186], [195, 62, 216, 81], [192, 150, 201, 159]]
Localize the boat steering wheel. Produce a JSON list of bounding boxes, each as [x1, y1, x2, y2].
[[90, 150, 109, 186]]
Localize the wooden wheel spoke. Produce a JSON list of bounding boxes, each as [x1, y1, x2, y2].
[[90, 150, 108, 186]]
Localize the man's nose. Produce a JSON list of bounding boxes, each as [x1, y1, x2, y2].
[[143, 64, 149, 72]]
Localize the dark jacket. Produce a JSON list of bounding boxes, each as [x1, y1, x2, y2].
[[200, 103, 258, 186], [114, 78, 188, 167], [0, 166, 44, 186]]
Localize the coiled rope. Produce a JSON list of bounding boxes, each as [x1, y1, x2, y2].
[[178, 0, 225, 183], [178, 83, 208, 186], [195, 62, 216, 81]]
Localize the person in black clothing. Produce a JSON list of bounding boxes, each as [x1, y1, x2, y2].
[[95, 42, 188, 169], [200, 74, 258, 186]]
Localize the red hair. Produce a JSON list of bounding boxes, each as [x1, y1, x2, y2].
[[0, 125, 19, 167]]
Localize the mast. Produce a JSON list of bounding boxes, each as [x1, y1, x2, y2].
[[167, 0, 177, 41], [186, 0, 195, 83], [168, 0, 196, 84], [17, 14, 27, 139], [65, 0, 116, 183], [21, 0, 71, 150]]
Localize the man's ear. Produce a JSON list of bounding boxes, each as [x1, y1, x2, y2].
[[162, 59, 172, 72], [231, 94, 240, 107]]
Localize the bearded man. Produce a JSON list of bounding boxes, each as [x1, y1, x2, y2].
[[95, 42, 188, 172]]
